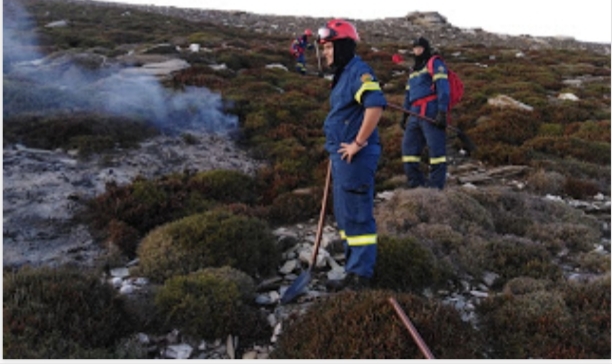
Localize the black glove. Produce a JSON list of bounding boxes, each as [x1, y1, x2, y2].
[[399, 114, 408, 130], [435, 111, 447, 129]]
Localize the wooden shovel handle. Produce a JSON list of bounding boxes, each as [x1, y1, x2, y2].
[[310, 160, 332, 267]]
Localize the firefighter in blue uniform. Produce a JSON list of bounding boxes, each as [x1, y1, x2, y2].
[[401, 37, 450, 189], [317, 19, 386, 290], [291, 29, 313, 75]]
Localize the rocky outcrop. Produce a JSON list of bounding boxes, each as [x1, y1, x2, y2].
[[81, 0, 610, 55]]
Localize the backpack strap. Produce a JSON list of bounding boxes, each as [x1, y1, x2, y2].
[[426, 55, 441, 76]]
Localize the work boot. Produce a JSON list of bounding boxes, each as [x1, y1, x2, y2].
[[346, 275, 372, 292], [325, 273, 355, 292], [326, 273, 372, 292]]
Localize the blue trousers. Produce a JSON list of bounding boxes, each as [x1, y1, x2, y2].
[[330, 147, 379, 278], [295, 53, 306, 74], [401, 115, 447, 189]]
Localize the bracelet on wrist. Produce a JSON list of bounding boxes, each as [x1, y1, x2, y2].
[[355, 139, 367, 147]]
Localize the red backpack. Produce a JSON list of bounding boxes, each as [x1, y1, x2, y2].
[[427, 55, 464, 113]]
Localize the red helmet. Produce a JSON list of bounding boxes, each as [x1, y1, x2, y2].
[[317, 19, 359, 44], [304, 29, 313, 36], [391, 53, 404, 64]]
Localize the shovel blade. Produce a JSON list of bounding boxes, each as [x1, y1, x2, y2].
[[280, 269, 311, 304]]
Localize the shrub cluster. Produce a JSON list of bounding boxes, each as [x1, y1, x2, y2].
[[374, 186, 601, 284], [2, 112, 157, 156], [136, 210, 280, 282], [271, 290, 483, 359], [477, 274, 610, 359], [154, 266, 269, 342], [3, 266, 137, 359], [85, 170, 259, 256], [374, 235, 452, 293]]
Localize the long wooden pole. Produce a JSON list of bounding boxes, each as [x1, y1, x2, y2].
[[388, 297, 436, 359], [309, 160, 331, 267]]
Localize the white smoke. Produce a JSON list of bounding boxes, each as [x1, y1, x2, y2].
[[3, 0, 238, 136]]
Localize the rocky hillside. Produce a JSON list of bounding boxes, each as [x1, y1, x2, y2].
[[3, 0, 610, 360], [89, 0, 611, 54]]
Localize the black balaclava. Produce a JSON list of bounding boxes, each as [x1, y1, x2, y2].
[[331, 38, 356, 87], [412, 37, 432, 71]]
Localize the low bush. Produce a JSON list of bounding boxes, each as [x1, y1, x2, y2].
[[188, 169, 259, 205], [136, 210, 280, 282], [526, 169, 565, 195], [271, 290, 483, 359], [375, 187, 495, 236], [457, 235, 562, 287], [477, 274, 610, 359], [2, 111, 157, 155], [3, 266, 137, 359], [374, 235, 451, 293], [526, 222, 599, 255], [155, 267, 269, 342]]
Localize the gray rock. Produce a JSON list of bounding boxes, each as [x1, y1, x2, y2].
[[165, 343, 193, 359]]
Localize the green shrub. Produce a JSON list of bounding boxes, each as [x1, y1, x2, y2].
[[154, 267, 268, 341], [464, 186, 599, 236], [3, 266, 136, 359], [526, 222, 599, 255], [524, 136, 610, 166], [526, 169, 565, 195], [478, 274, 610, 359], [576, 252, 611, 274], [562, 176, 601, 199], [137, 210, 280, 282], [375, 187, 495, 237], [271, 290, 483, 359], [86, 170, 265, 257], [267, 189, 323, 225], [538, 122, 564, 137], [2, 112, 157, 154], [465, 235, 562, 287], [188, 169, 259, 205], [87, 175, 215, 253], [567, 120, 611, 143], [477, 291, 574, 358], [105, 218, 141, 256], [560, 274, 611, 357], [374, 235, 451, 293], [501, 277, 554, 296]]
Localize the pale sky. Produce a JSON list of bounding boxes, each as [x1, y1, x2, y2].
[[92, 0, 612, 43]]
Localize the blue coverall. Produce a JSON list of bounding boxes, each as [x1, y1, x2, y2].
[[402, 57, 450, 189], [291, 36, 311, 74], [323, 56, 387, 279]]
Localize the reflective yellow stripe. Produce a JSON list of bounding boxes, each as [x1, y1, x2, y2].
[[339, 230, 346, 239], [430, 156, 447, 164], [402, 156, 421, 163], [433, 74, 448, 81], [354, 81, 381, 104], [405, 84, 410, 91], [409, 68, 429, 79], [346, 234, 377, 246]]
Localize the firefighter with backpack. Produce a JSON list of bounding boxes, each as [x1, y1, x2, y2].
[[399, 36, 452, 190], [291, 29, 314, 75]]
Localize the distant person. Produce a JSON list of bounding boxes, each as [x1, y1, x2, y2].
[[400, 37, 450, 189], [290, 29, 314, 75], [317, 19, 386, 290]]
